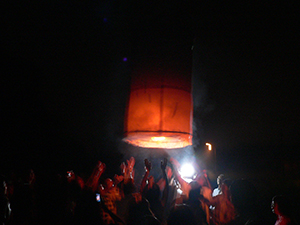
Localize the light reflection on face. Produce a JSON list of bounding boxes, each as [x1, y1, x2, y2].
[[271, 200, 276, 213]]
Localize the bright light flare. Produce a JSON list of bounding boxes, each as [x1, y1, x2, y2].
[[151, 136, 166, 141], [180, 163, 195, 178], [206, 143, 212, 151]]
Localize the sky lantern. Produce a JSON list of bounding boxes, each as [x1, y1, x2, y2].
[[123, 67, 193, 149]]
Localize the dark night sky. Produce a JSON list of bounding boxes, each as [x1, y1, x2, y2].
[[1, 1, 299, 174]]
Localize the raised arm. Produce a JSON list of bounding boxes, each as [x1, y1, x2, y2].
[[123, 157, 135, 184], [160, 158, 169, 207], [85, 161, 106, 192], [140, 159, 151, 193], [169, 157, 191, 197]]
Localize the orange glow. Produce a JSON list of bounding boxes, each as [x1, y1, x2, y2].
[[123, 71, 193, 149], [124, 132, 192, 149], [206, 143, 212, 151], [151, 136, 166, 141]]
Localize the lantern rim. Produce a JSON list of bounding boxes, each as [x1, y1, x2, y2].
[[123, 131, 192, 149]]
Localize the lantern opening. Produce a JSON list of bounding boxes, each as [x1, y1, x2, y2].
[[123, 131, 192, 149]]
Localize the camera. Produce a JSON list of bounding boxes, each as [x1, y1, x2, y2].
[[96, 193, 101, 202]]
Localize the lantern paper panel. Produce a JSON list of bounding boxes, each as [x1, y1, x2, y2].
[[124, 86, 193, 149]]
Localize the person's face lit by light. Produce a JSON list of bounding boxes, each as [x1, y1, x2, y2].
[[271, 200, 279, 215], [217, 174, 224, 186]]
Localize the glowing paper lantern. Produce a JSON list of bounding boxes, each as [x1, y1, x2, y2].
[[123, 70, 193, 149]]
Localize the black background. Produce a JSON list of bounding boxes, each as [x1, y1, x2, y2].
[[1, 1, 299, 187]]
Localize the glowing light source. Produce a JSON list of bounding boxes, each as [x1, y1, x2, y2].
[[123, 68, 193, 149], [180, 163, 195, 178], [151, 136, 166, 141], [206, 143, 212, 151], [123, 86, 193, 148]]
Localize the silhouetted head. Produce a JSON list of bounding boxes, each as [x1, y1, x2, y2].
[[139, 215, 161, 225], [217, 174, 225, 186], [271, 195, 292, 217], [188, 181, 201, 202], [123, 178, 136, 195], [104, 178, 114, 190], [0, 175, 7, 195], [144, 183, 160, 202], [221, 179, 232, 197], [167, 204, 197, 225]]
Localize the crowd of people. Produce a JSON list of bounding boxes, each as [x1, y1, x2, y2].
[[1, 157, 298, 225]]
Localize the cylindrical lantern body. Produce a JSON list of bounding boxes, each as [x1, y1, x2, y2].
[[124, 70, 193, 149]]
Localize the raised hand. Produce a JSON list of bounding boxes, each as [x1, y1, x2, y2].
[[97, 161, 106, 175], [123, 157, 136, 181], [85, 161, 106, 192], [144, 159, 152, 172], [120, 162, 126, 175], [127, 157, 135, 173]]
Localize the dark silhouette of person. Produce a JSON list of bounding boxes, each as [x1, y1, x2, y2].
[[185, 181, 208, 225], [271, 195, 298, 225], [138, 215, 161, 225], [74, 189, 103, 225], [117, 178, 155, 225], [10, 169, 38, 225], [0, 175, 11, 225], [140, 158, 169, 224], [117, 157, 154, 225], [167, 204, 197, 225]]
